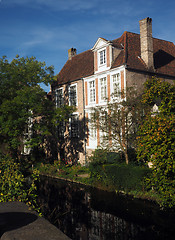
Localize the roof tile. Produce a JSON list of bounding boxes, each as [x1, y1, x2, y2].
[[55, 31, 175, 86]]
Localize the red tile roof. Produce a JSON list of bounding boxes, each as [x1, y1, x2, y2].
[[54, 50, 94, 86], [55, 31, 175, 86], [112, 32, 175, 76]]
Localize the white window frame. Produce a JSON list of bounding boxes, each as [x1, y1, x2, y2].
[[99, 49, 106, 65], [111, 73, 120, 99], [23, 111, 33, 155], [100, 77, 107, 102], [88, 112, 97, 139], [89, 80, 96, 104], [69, 84, 77, 106], [99, 109, 108, 145], [55, 87, 63, 108]]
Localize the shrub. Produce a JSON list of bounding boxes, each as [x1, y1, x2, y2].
[[104, 163, 151, 192], [137, 77, 175, 208], [88, 149, 150, 191], [0, 153, 40, 212], [88, 148, 108, 166], [89, 148, 124, 166], [107, 151, 124, 164]]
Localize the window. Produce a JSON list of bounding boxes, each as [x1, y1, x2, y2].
[[70, 114, 79, 138], [112, 73, 120, 98], [57, 121, 65, 138], [23, 113, 33, 155], [55, 88, 63, 107], [99, 49, 106, 65], [99, 110, 108, 144], [69, 85, 77, 106], [100, 77, 107, 101], [89, 80, 96, 103], [112, 73, 120, 92], [89, 113, 96, 138]]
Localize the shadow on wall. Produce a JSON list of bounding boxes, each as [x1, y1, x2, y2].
[[0, 212, 38, 237], [58, 116, 88, 165]]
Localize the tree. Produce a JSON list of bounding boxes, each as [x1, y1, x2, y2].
[[90, 87, 144, 164], [137, 77, 175, 208], [0, 55, 72, 163]]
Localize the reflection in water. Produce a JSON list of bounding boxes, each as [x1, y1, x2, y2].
[[37, 176, 175, 240]]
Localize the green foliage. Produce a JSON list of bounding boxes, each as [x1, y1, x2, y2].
[[0, 55, 73, 162], [0, 55, 54, 158], [35, 161, 90, 183], [88, 155, 150, 192], [88, 148, 108, 166], [104, 163, 150, 192], [88, 148, 125, 167], [141, 77, 175, 114], [0, 153, 40, 212], [137, 77, 175, 208]]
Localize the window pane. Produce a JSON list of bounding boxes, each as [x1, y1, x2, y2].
[[70, 115, 79, 138], [89, 113, 96, 138], [58, 121, 65, 138], [69, 85, 77, 106], [100, 77, 107, 100], [100, 50, 106, 65], [56, 88, 63, 107], [112, 73, 120, 97], [89, 80, 95, 103]]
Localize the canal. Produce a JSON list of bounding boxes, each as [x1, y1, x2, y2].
[[37, 176, 175, 240]]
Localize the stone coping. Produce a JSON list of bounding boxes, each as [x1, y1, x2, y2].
[[0, 202, 71, 240]]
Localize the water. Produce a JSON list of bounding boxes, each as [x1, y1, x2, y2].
[[37, 176, 175, 240]]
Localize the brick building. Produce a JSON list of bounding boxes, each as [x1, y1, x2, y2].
[[51, 17, 175, 165]]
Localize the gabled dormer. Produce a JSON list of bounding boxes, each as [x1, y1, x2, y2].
[[92, 37, 113, 73]]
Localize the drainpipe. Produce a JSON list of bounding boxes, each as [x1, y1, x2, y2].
[[82, 78, 87, 165]]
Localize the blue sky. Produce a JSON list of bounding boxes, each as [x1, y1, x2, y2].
[[0, 0, 175, 92]]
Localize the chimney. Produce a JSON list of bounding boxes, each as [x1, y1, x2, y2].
[[139, 17, 154, 70], [68, 48, 77, 60]]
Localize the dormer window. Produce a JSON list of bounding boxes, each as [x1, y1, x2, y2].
[[92, 38, 111, 72], [99, 49, 106, 65]]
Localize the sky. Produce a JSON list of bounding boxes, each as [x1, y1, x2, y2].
[[0, 0, 175, 92]]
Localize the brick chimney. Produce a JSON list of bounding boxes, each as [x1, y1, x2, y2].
[[68, 48, 77, 60], [139, 17, 154, 70]]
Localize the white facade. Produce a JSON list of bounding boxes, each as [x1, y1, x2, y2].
[[84, 38, 126, 150]]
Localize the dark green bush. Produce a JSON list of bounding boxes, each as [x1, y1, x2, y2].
[[104, 163, 151, 192], [0, 153, 40, 212], [107, 151, 124, 164], [87, 148, 151, 192], [88, 148, 108, 166], [127, 148, 137, 163], [89, 148, 124, 166]]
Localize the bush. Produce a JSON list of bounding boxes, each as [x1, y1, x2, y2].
[[107, 151, 124, 164], [127, 148, 137, 163], [88, 148, 108, 166], [137, 77, 175, 208], [0, 153, 40, 212], [88, 149, 150, 191], [104, 163, 151, 192], [89, 148, 124, 166]]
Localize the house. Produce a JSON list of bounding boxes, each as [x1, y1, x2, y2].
[[51, 17, 175, 165]]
